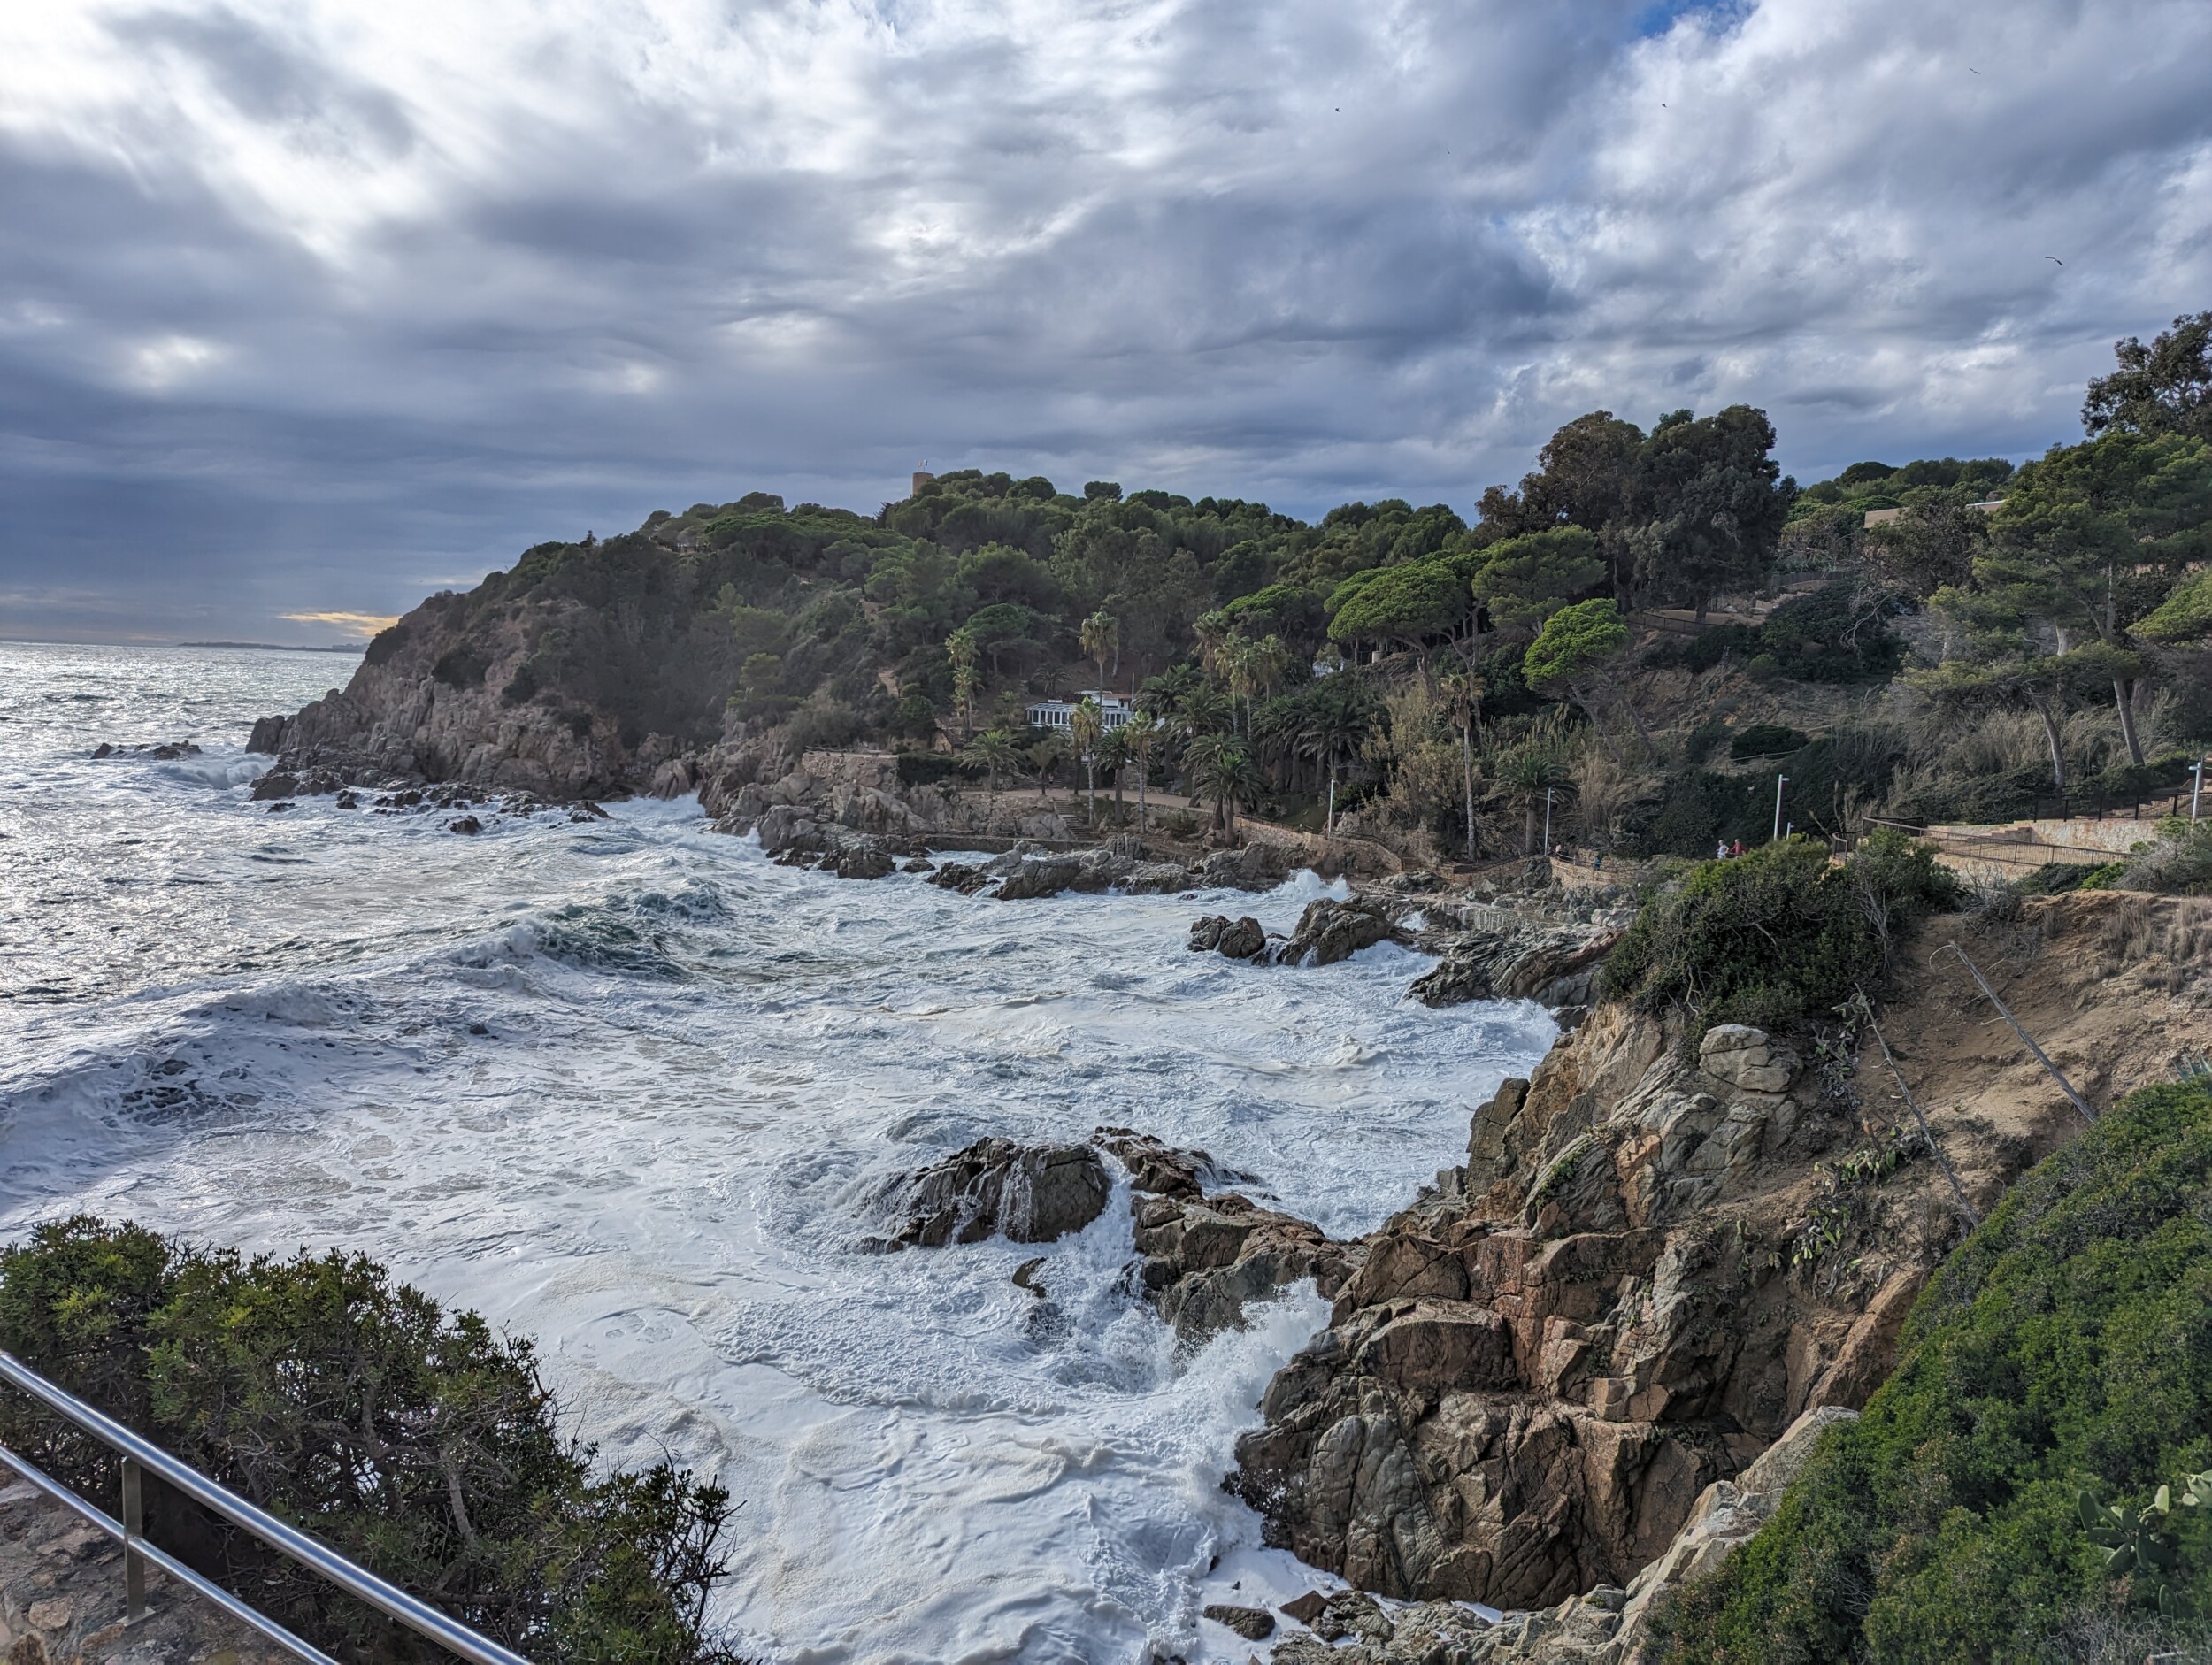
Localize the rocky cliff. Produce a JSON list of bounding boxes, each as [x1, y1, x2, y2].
[[1225, 889, 2212, 1621], [251, 532, 763, 798]]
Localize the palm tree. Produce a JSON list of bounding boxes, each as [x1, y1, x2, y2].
[[1251, 633, 1294, 709], [1123, 710, 1159, 834], [1178, 687, 1233, 740], [1079, 611, 1120, 693], [964, 728, 1020, 816], [945, 628, 980, 740], [1221, 635, 1258, 735], [1138, 664, 1201, 721], [1069, 697, 1104, 827], [1299, 681, 1379, 840], [1095, 725, 1132, 823], [1439, 668, 1486, 861], [1025, 732, 1066, 803], [1494, 740, 1569, 856], [1184, 734, 1262, 837]]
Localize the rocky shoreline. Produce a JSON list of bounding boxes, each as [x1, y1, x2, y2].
[[833, 856, 2038, 1664], [214, 700, 1962, 1664]]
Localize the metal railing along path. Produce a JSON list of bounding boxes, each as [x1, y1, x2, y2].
[[0, 1349, 531, 1665]]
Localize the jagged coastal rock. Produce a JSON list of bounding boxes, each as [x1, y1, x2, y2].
[[873, 1126, 1363, 1345], [1132, 1190, 1357, 1344], [1223, 1001, 1970, 1612], [1409, 914, 1624, 1009], [872, 1139, 1113, 1248], [1187, 897, 1410, 966], [1260, 1404, 1858, 1665]]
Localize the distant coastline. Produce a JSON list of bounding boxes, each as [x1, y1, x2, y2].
[[177, 641, 365, 653]]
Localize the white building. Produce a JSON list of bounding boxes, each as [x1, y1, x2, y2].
[[1025, 690, 1135, 732]]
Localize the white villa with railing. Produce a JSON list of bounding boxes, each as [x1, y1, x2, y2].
[[1025, 691, 1135, 732]]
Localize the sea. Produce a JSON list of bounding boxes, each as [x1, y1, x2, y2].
[[0, 640, 1555, 1663]]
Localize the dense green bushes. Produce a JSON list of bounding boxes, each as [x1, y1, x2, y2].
[[1654, 1079, 2212, 1663], [0, 1219, 741, 1664], [1642, 584, 1903, 685], [1600, 831, 1956, 1038]]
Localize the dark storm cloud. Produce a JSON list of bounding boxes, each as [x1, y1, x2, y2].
[[0, 0, 2207, 641]]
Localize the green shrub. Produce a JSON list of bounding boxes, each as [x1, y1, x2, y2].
[[2019, 861, 2098, 895], [1754, 582, 1907, 684], [0, 1219, 741, 1664], [2118, 823, 2212, 895], [896, 750, 962, 787], [1652, 1079, 2212, 1664], [1729, 723, 1811, 762], [1600, 831, 1955, 1039], [1621, 768, 1776, 857]]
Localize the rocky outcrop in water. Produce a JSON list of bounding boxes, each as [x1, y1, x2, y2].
[[93, 740, 203, 761], [873, 1139, 1113, 1249], [1187, 898, 1412, 968], [1092, 1127, 1358, 1343], [1188, 914, 1268, 958], [1093, 1127, 1258, 1199], [1271, 897, 1408, 965], [1224, 1000, 1969, 1612], [1409, 915, 1624, 1010], [1131, 1190, 1357, 1344]]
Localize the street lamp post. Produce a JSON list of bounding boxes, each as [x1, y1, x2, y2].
[[2195, 757, 2207, 824], [1542, 786, 1555, 855], [1772, 775, 1788, 842]]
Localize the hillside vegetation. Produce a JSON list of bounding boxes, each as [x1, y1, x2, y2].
[[320, 312, 2212, 863], [1651, 1077, 2212, 1664]]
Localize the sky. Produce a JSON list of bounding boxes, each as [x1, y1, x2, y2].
[[1, 0, 2208, 643]]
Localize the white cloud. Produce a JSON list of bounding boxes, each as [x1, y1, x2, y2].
[[0, 0, 2207, 638]]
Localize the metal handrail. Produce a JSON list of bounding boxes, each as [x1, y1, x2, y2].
[[0, 1349, 531, 1665]]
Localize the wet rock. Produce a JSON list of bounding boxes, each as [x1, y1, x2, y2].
[[250, 771, 298, 801], [926, 862, 992, 894], [1188, 915, 1267, 959], [247, 714, 288, 754], [334, 791, 359, 809], [755, 802, 827, 856], [996, 856, 1085, 900], [1188, 841, 1298, 891], [833, 847, 895, 880], [448, 815, 483, 834], [1311, 1592, 1394, 1643], [902, 857, 935, 873], [1280, 1591, 1329, 1626], [1131, 1191, 1356, 1342], [1409, 917, 1622, 1009], [1202, 1604, 1275, 1641], [1271, 898, 1404, 967], [1092, 1128, 1255, 1200], [875, 1139, 1111, 1248]]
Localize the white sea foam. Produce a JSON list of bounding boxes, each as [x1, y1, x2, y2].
[[0, 641, 1555, 1663]]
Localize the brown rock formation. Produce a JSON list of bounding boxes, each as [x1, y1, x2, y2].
[[1409, 915, 1624, 1009], [1233, 892, 2212, 1616], [872, 1139, 1111, 1249], [1228, 998, 1964, 1610]]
